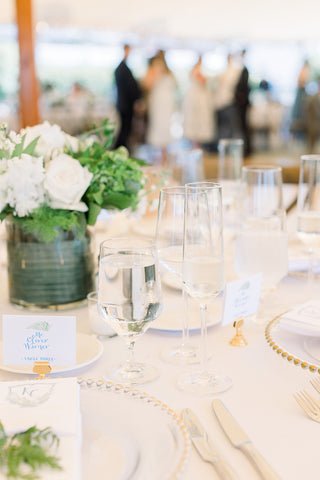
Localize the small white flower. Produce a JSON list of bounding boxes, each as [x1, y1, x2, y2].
[[44, 153, 93, 212], [8, 131, 22, 144]]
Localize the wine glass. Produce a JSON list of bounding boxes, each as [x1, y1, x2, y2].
[[177, 182, 232, 395], [296, 155, 320, 283], [155, 186, 199, 364], [234, 165, 288, 324], [98, 237, 163, 385]]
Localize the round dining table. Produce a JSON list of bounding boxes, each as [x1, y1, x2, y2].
[[0, 199, 319, 480]]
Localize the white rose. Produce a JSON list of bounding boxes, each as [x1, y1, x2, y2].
[[44, 153, 93, 212], [23, 121, 66, 158]]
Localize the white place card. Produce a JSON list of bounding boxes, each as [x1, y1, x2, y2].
[[2, 315, 76, 366], [222, 273, 262, 326]]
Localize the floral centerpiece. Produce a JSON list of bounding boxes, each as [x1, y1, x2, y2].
[[0, 120, 145, 308]]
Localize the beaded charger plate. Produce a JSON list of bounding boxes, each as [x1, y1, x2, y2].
[[79, 379, 191, 479], [265, 312, 320, 374]]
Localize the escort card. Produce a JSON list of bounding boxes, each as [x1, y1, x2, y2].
[[2, 315, 76, 366], [222, 273, 262, 326]]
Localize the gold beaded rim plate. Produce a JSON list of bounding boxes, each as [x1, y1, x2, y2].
[[78, 378, 191, 479], [265, 313, 320, 374]]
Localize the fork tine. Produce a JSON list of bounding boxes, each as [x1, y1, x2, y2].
[[293, 392, 313, 416], [310, 376, 320, 394], [302, 390, 320, 410]]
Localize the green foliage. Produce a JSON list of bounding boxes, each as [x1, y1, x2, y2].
[[0, 422, 62, 479], [6, 207, 86, 243], [70, 123, 145, 225]]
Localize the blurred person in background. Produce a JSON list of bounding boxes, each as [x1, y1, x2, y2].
[[234, 49, 251, 156], [183, 55, 214, 147], [306, 76, 320, 152], [290, 59, 310, 140], [214, 53, 241, 141], [143, 50, 177, 161], [114, 44, 142, 152]]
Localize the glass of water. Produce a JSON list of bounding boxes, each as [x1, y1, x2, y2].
[[296, 155, 320, 283], [98, 237, 163, 385], [234, 165, 288, 323]]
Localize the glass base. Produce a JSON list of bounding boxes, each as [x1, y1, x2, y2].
[[176, 371, 232, 395], [161, 344, 200, 365], [104, 361, 159, 385]]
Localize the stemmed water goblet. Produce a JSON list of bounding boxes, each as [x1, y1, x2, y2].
[[177, 182, 232, 395], [233, 165, 288, 326], [296, 155, 320, 284], [98, 237, 163, 385], [155, 186, 199, 364]]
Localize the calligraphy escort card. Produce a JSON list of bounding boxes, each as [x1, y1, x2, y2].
[[222, 273, 262, 326], [2, 315, 76, 367]]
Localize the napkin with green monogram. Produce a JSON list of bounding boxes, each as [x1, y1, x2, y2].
[[0, 377, 81, 480]]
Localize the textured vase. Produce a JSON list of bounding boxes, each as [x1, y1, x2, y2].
[[6, 218, 95, 309]]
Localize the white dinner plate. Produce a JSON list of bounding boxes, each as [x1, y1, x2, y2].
[[150, 303, 222, 333], [80, 379, 190, 480], [0, 333, 103, 375]]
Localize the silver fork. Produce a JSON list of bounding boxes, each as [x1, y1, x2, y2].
[[293, 390, 320, 422], [310, 376, 320, 394]]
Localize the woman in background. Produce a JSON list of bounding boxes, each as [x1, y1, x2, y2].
[[143, 51, 177, 158], [183, 55, 214, 146]]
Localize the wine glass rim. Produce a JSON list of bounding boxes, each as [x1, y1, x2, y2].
[[242, 164, 282, 173], [100, 236, 156, 252], [300, 154, 320, 161], [185, 181, 222, 190]]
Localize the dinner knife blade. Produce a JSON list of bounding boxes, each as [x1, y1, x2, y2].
[[212, 399, 282, 480], [181, 408, 239, 480]]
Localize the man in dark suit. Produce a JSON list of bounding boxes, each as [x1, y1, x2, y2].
[[235, 49, 251, 156], [114, 44, 141, 151]]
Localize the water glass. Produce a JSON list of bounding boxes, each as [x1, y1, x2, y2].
[[296, 155, 320, 282], [98, 237, 163, 385]]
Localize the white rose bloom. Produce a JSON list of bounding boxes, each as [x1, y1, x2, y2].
[[44, 153, 93, 212], [23, 121, 66, 158], [0, 173, 8, 212], [5, 154, 45, 217]]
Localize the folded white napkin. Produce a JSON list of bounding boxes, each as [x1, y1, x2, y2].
[[280, 301, 320, 336], [0, 377, 81, 480]]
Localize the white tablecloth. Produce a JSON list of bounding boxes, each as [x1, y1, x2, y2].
[[0, 204, 319, 480]]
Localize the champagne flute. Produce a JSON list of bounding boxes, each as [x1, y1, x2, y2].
[[234, 165, 288, 324], [155, 186, 199, 364], [296, 155, 320, 283], [177, 182, 232, 395], [98, 237, 163, 384]]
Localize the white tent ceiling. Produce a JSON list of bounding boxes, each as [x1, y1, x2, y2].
[[2, 0, 320, 42]]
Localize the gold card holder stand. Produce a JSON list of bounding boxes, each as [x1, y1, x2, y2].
[[32, 361, 52, 379], [230, 317, 248, 347]]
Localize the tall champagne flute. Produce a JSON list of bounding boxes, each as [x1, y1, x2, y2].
[[296, 155, 320, 283], [234, 165, 288, 324], [155, 186, 199, 364], [98, 237, 163, 384], [177, 182, 232, 395]]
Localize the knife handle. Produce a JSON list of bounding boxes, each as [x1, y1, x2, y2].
[[240, 443, 282, 480], [209, 457, 240, 480]]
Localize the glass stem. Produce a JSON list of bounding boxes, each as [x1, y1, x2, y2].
[[181, 288, 190, 350], [200, 304, 208, 375], [126, 340, 136, 370]]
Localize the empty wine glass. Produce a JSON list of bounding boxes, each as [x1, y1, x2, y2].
[[234, 165, 288, 325], [155, 186, 199, 364], [98, 237, 163, 384], [296, 155, 320, 283], [177, 182, 232, 395]]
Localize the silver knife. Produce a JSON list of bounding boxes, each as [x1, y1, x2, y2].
[[182, 408, 239, 480], [212, 399, 282, 480]]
